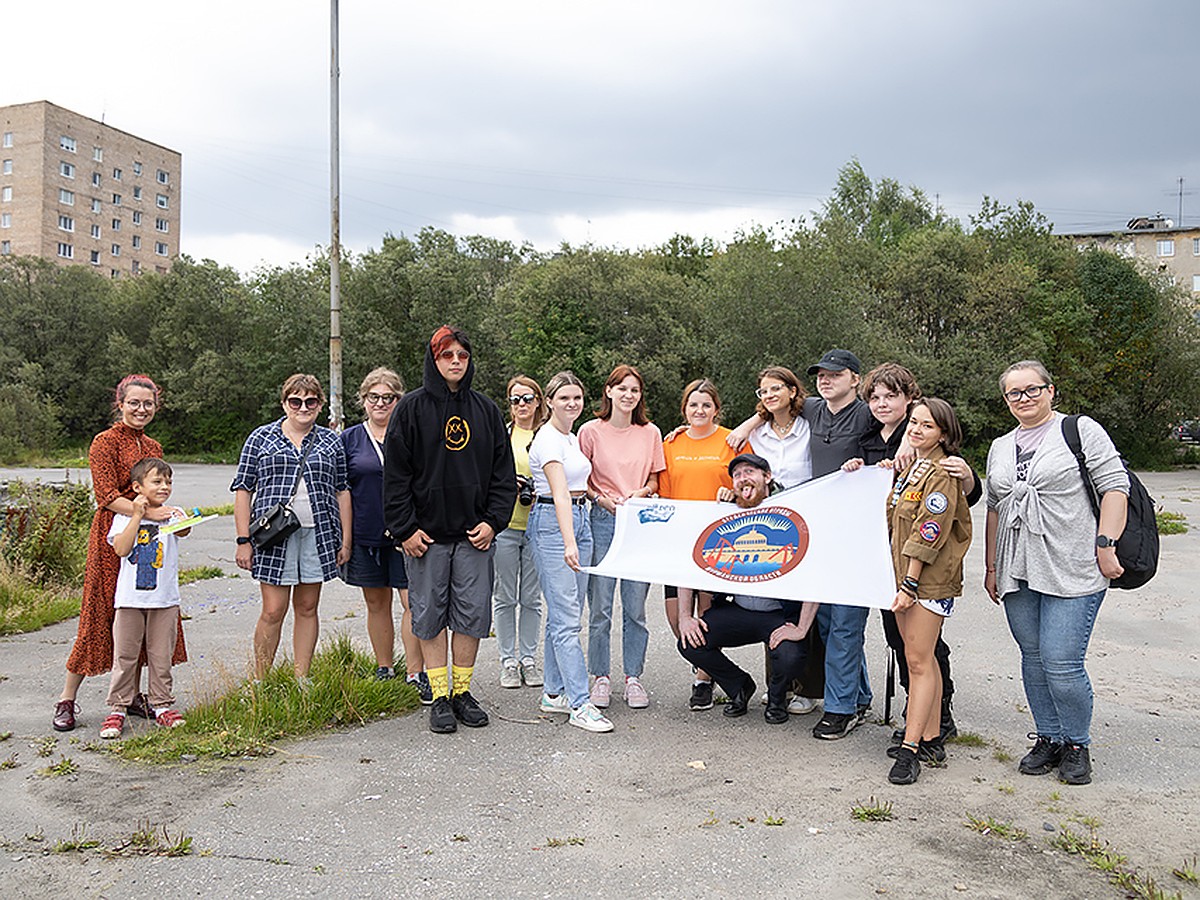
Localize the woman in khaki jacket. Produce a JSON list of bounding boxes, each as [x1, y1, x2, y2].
[[845, 397, 972, 785]]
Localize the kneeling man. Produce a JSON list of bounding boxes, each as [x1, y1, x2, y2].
[[677, 453, 819, 723]]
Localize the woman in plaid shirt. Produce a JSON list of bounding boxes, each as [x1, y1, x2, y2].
[[232, 374, 352, 679]]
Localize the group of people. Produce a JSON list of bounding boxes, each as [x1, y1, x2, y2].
[[50, 327, 1131, 788]]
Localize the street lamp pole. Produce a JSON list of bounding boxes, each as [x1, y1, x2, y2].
[[328, 0, 344, 431]]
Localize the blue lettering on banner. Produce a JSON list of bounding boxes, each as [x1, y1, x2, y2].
[[639, 505, 675, 524]]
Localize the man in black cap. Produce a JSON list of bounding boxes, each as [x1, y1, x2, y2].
[[676, 453, 818, 724]]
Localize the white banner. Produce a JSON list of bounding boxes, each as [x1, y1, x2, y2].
[[585, 467, 895, 609]]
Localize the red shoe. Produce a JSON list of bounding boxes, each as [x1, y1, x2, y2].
[[155, 708, 186, 728], [100, 713, 125, 739], [53, 699, 78, 732]]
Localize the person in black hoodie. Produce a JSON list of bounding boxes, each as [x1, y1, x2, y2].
[[383, 326, 517, 734]]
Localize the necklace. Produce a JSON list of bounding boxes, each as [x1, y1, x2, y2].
[[771, 416, 793, 436]]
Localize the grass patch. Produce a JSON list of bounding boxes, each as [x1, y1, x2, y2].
[[1054, 826, 1181, 900], [965, 814, 1027, 841], [178, 565, 225, 585], [108, 634, 420, 762], [1157, 510, 1188, 535], [946, 731, 986, 747], [1173, 856, 1198, 885], [851, 797, 895, 822], [197, 503, 235, 517], [37, 756, 79, 778], [992, 744, 1014, 763], [0, 559, 81, 634]]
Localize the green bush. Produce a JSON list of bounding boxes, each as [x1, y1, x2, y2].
[[0, 480, 92, 587]]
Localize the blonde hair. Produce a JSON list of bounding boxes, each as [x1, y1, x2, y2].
[[356, 367, 405, 410]]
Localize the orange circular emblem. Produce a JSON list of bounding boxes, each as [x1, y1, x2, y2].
[[444, 416, 470, 451]]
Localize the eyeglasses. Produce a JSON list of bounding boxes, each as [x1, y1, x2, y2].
[[755, 385, 787, 399], [509, 394, 536, 406], [365, 393, 397, 406], [286, 396, 322, 410], [123, 399, 156, 410], [1003, 384, 1050, 402], [439, 349, 470, 361]]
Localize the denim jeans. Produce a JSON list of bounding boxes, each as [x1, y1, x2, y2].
[[1003, 580, 1105, 746], [492, 526, 542, 665], [527, 503, 593, 709], [586, 505, 650, 679], [817, 603, 872, 715]]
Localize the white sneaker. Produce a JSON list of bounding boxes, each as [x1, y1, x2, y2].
[[624, 676, 649, 709], [500, 661, 521, 689], [788, 695, 820, 715], [569, 701, 614, 733], [590, 675, 611, 709], [520, 658, 543, 687], [540, 693, 571, 715]]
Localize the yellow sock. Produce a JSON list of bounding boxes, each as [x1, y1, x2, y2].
[[452, 664, 474, 696], [427, 666, 450, 700]]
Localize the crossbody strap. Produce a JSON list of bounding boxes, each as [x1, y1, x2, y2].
[[1061, 415, 1101, 520], [287, 437, 315, 502]]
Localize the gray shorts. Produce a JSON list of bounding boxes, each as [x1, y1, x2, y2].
[[406, 539, 495, 640], [278, 527, 323, 586]]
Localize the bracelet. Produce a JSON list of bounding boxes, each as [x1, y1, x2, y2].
[[901, 576, 919, 591], [898, 584, 917, 599]]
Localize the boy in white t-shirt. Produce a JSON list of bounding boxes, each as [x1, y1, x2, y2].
[[100, 458, 190, 739]]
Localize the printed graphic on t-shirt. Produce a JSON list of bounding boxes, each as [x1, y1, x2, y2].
[[445, 416, 471, 451], [129, 524, 164, 590], [1015, 446, 1035, 482]]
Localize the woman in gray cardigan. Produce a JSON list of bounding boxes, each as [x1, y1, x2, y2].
[[984, 361, 1128, 786]]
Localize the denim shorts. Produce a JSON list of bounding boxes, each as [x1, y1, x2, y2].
[[341, 543, 409, 589], [278, 527, 324, 585]]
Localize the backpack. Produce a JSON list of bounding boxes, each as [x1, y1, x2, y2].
[[1061, 415, 1159, 590]]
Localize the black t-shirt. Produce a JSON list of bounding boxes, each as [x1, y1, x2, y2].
[[804, 396, 875, 477]]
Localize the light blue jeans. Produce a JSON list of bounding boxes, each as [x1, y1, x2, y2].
[[586, 506, 650, 679], [1003, 580, 1105, 746], [817, 603, 872, 715], [492, 526, 542, 665], [527, 503, 592, 709]]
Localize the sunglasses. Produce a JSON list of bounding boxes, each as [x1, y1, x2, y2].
[[439, 349, 470, 361], [365, 392, 398, 406], [286, 396, 321, 410], [509, 394, 537, 405]]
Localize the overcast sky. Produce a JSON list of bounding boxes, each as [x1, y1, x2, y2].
[[8, 1, 1199, 272]]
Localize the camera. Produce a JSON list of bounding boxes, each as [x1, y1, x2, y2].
[[516, 474, 535, 506]]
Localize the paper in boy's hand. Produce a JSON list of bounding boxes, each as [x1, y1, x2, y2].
[[160, 512, 218, 535]]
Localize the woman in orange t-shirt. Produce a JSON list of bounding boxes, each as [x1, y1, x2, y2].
[[660, 378, 751, 711]]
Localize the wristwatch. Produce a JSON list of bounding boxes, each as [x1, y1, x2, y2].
[[236, 536, 252, 546], [1095, 534, 1116, 548]]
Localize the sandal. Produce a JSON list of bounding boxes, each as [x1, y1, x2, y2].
[[154, 708, 186, 728], [100, 713, 125, 739]]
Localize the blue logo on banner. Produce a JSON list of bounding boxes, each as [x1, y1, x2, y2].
[[639, 505, 675, 524], [692, 506, 809, 583]]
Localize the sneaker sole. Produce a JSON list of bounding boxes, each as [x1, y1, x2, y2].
[[569, 718, 614, 733], [540, 703, 571, 715], [430, 721, 458, 734]]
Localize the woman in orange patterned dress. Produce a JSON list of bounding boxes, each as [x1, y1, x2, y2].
[[52, 375, 187, 731]]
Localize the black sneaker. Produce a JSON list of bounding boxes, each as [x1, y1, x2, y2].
[[429, 696, 457, 733], [1058, 743, 1092, 785], [375, 666, 396, 681], [127, 692, 152, 719], [888, 746, 921, 784], [812, 711, 860, 740], [887, 738, 945, 762], [939, 696, 958, 740], [1018, 734, 1063, 775], [408, 673, 433, 706], [689, 681, 714, 711], [451, 691, 489, 728]]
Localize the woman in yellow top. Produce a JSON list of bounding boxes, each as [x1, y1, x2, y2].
[[661, 378, 751, 710], [492, 376, 547, 689]]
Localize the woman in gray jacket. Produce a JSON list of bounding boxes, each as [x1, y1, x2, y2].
[[984, 360, 1128, 786]]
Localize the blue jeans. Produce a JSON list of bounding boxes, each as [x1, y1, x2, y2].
[[527, 503, 592, 709], [586, 506, 650, 679], [492, 527, 542, 665], [1003, 580, 1105, 746], [817, 603, 872, 715]]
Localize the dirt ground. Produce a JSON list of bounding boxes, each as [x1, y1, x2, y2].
[[1, 466, 1198, 899]]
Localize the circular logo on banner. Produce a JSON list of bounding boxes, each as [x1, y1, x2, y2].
[[692, 506, 809, 584]]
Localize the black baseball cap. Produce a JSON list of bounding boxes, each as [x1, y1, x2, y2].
[[728, 453, 772, 477], [807, 349, 862, 375]]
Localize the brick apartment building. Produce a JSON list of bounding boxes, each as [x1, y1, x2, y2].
[[1060, 214, 1200, 300], [0, 100, 180, 277]]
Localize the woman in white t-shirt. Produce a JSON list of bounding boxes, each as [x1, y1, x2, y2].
[[527, 371, 613, 733], [578, 364, 666, 711], [746, 365, 813, 490]]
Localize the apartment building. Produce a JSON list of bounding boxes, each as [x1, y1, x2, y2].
[[1061, 215, 1200, 298], [0, 100, 180, 277]]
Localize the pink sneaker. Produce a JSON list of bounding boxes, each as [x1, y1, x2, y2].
[[100, 712, 125, 739], [624, 676, 649, 709], [155, 708, 186, 728], [590, 676, 611, 709]]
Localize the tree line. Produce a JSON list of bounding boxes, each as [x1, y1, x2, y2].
[[2, 161, 1198, 467]]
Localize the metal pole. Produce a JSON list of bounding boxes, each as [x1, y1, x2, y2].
[[328, 0, 344, 431]]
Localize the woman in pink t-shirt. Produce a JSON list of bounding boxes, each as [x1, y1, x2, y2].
[[578, 365, 666, 711]]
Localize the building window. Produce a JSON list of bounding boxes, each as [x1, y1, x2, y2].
[[90, 250, 100, 264], [91, 198, 102, 213], [1194, 237, 1200, 256], [2, 186, 11, 202], [0, 213, 9, 228], [155, 241, 168, 256], [2, 133, 12, 148], [133, 161, 142, 176], [111, 244, 120, 257], [112, 168, 122, 181], [2, 240, 11, 254], [59, 189, 74, 205], [132, 186, 142, 201], [57, 242, 74, 259], [1, 160, 10, 175], [111, 218, 121, 231], [131, 260, 140, 274], [156, 193, 169, 209], [155, 218, 169, 233], [91, 224, 101, 238], [111, 269, 119, 279], [58, 215, 74, 232], [1194, 274, 1200, 293], [60, 136, 77, 152], [132, 235, 141, 250], [60, 161, 75, 178], [91, 172, 101, 187], [93, 147, 103, 162], [1157, 239, 1175, 257], [112, 193, 123, 206], [132, 211, 142, 225], [156, 169, 169, 185]]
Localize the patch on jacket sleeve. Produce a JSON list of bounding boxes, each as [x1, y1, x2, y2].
[[919, 520, 941, 542], [902, 489, 923, 503], [923, 491, 948, 514]]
